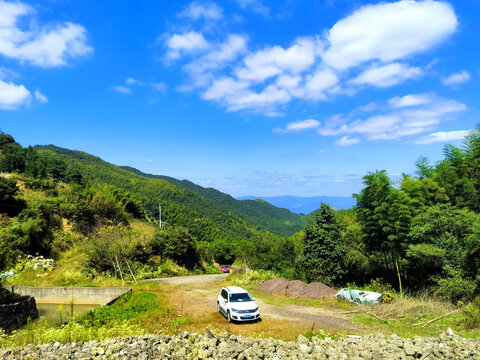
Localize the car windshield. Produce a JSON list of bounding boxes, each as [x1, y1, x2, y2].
[[229, 292, 253, 302]]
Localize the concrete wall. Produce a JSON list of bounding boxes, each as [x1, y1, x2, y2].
[[0, 296, 38, 332], [5, 286, 131, 305]]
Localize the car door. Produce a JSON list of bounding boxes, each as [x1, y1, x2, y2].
[[219, 289, 228, 314]]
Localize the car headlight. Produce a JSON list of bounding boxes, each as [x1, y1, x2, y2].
[[253, 307, 259, 312]]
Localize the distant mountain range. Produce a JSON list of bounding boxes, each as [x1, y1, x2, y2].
[[237, 195, 356, 214]]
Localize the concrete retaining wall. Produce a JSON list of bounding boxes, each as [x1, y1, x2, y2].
[[5, 286, 131, 305], [0, 296, 38, 332]]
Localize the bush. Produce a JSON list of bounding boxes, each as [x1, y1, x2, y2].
[[228, 269, 276, 289], [434, 266, 477, 302], [462, 296, 480, 329], [365, 278, 396, 294]]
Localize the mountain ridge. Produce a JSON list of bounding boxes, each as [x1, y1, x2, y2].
[[237, 195, 356, 214]]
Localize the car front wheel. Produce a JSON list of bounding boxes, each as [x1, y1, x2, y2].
[[227, 311, 232, 323]]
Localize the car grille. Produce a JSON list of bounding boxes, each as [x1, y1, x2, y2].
[[235, 309, 256, 314]]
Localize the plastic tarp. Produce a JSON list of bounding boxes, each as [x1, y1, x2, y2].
[[336, 288, 382, 305]]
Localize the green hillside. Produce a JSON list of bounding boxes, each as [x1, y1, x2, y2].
[[33, 145, 302, 242], [120, 166, 306, 235]]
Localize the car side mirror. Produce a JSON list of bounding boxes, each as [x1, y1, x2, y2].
[[253, 298, 256, 301]]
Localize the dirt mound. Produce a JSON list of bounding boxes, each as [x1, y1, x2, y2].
[[303, 282, 337, 299], [257, 278, 290, 294], [257, 278, 336, 300], [285, 280, 307, 297]]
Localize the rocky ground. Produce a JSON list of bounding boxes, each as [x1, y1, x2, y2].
[[1, 330, 479, 359]]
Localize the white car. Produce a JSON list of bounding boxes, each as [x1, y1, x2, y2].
[[217, 286, 260, 323]]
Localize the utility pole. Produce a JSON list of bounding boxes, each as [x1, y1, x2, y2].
[[159, 203, 162, 229]]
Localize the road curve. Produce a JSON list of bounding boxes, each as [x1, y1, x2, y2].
[[144, 273, 228, 284]]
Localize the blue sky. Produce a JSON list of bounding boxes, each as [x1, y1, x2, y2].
[[0, 0, 479, 197]]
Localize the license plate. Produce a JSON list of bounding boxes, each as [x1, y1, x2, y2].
[[243, 314, 252, 319]]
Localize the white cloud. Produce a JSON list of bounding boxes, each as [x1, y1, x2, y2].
[[165, 31, 209, 60], [202, 77, 250, 101], [319, 93, 466, 142], [0, 0, 92, 67], [414, 130, 471, 144], [350, 63, 423, 88], [236, 38, 317, 82], [388, 93, 433, 108], [34, 90, 47, 103], [178, 1, 223, 21], [442, 70, 471, 86], [150, 82, 167, 92], [125, 77, 136, 85], [227, 85, 291, 112], [304, 69, 338, 99], [336, 136, 360, 146], [0, 79, 31, 109], [112, 86, 132, 94], [163, 0, 459, 115], [184, 34, 247, 75], [274, 119, 320, 133], [322, 0, 457, 70], [234, 0, 270, 17]]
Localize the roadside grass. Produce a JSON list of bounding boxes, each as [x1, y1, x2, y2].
[[8, 248, 123, 288], [0, 290, 185, 348], [225, 270, 276, 290]]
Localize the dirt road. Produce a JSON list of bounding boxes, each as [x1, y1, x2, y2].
[[146, 273, 228, 284], [148, 274, 357, 339]]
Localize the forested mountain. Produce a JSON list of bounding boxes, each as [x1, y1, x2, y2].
[[237, 195, 356, 214], [121, 166, 306, 235], [33, 145, 303, 238]]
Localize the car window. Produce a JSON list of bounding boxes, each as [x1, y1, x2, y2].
[[229, 292, 253, 302], [221, 289, 227, 299]]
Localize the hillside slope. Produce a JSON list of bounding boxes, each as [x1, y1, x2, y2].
[[34, 146, 303, 240], [121, 166, 306, 235]]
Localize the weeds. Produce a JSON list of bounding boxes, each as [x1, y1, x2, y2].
[[227, 269, 276, 289]]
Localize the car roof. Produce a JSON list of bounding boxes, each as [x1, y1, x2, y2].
[[224, 286, 248, 293]]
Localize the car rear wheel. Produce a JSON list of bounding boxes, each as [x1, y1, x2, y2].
[[227, 311, 232, 323], [217, 302, 221, 313]]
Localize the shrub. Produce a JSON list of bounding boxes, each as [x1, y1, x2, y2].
[[462, 296, 480, 329], [434, 266, 476, 302], [228, 269, 276, 289]]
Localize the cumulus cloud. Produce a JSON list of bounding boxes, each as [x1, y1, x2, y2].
[[414, 130, 471, 144], [388, 93, 433, 108], [319, 93, 466, 142], [322, 0, 457, 70], [178, 1, 223, 21], [34, 90, 48, 103], [163, 0, 459, 115], [165, 31, 209, 61], [0, 0, 92, 67], [184, 34, 247, 77], [0, 79, 31, 109], [442, 70, 471, 86], [336, 136, 360, 146], [350, 63, 423, 88], [274, 119, 320, 133], [112, 86, 132, 94]]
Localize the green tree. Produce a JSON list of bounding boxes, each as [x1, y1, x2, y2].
[[300, 203, 346, 284]]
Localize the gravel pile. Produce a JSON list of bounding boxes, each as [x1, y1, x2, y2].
[[1, 330, 478, 359], [258, 278, 336, 300]]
